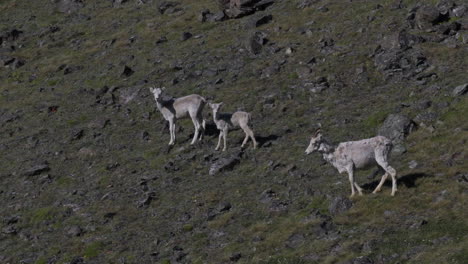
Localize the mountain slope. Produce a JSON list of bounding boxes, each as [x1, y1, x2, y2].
[[1, 0, 467, 263]]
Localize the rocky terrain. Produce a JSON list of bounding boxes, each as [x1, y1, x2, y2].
[[0, 0, 467, 263]]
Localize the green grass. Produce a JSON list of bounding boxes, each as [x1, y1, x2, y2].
[[83, 241, 105, 258]]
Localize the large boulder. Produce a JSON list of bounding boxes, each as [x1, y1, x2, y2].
[[415, 5, 449, 30], [378, 114, 415, 154]]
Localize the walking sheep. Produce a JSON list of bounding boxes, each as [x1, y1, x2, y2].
[[305, 129, 397, 197], [209, 102, 257, 151], [149, 87, 206, 145]]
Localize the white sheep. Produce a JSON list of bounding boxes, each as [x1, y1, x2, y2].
[[149, 87, 206, 145], [305, 129, 397, 196], [209, 102, 257, 151]]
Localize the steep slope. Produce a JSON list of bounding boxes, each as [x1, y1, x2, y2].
[[1, 0, 467, 263]]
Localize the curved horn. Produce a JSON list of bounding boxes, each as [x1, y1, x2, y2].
[[314, 128, 321, 136]]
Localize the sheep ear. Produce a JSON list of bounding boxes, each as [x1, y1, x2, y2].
[[162, 87, 166, 91]]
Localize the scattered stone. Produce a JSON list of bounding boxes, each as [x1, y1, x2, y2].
[[209, 152, 241, 176], [230, 253, 242, 262], [137, 191, 156, 208], [297, 0, 319, 9], [121, 65, 134, 77], [156, 36, 168, 44], [199, 9, 212, 22], [3, 57, 25, 69], [245, 14, 272, 28], [111, 0, 131, 7], [343, 256, 374, 264], [69, 256, 85, 264], [23, 162, 50, 176], [220, 0, 275, 19], [2, 226, 17, 235], [452, 83, 468, 96], [415, 5, 448, 30], [217, 201, 232, 212], [246, 31, 268, 55], [181, 32, 192, 41], [285, 233, 305, 249], [261, 64, 280, 78], [328, 196, 353, 216], [67, 226, 83, 237], [141, 131, 150, 141], [71, 128, 84, 141], [454, 173, 468, 184], [408, 160, 418, 169], [453, 5, 467, 17], [296, 66, 312, 79], [54, 0, 84, 14], [0, 29, 23, 45], [158, 1, 181, 14]]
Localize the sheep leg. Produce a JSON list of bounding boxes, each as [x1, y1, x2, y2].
[[241, 125, 257, 149], [198, 117, 205, 141], [168, 119, 175, 145], [376, 157, 397, 196], [372, 172, 388, 194], [388, 166, 397, 196], [215, 131, 222, 151], [241, 131, 249, 148], [248, 127, 257, 149], [354, 182, 363, 196], [190, 115, 200, 145], [347, 166, 356, 197], [222, 129, 228, 151]]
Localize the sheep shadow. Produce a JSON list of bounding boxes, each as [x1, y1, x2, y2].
[[362, 173, 431, 190], [256, 134, 281, 148]]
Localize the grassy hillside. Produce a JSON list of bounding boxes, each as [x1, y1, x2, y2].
[[1, 0, 467, 263]]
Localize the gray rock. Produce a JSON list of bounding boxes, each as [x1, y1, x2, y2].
[[452, 83, 468, 96], [158, 1, 181, 14], [1, 225, 17, 235], [181, 32, 192, 41], [378, 114, 415, 154], [230, 253, 242, 262], [381, 30, 426, 51], [199, 9, 212, 22], [343, 256, 374, 264], [245, 14, 272, 28], [246, 31, 268, 55], [415, 5, 446, 30], [121, 65, 134, 77], [408, 160, 418, 169], [220, 0, 274, 19], [453, 5, 467, 17], [296, 66, 312, 79], [70, 128, 84, 141], [209, 152, 241, 175], [261, 64, 280, 78], [329, 196, 353, 216], [297, 0, 319, 9], [3, 57, 25, 69], [54, 0, 84, 14], [23, 163, 50, 176], [67, 226, 83, 237], [285, 233, 305, 248]]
